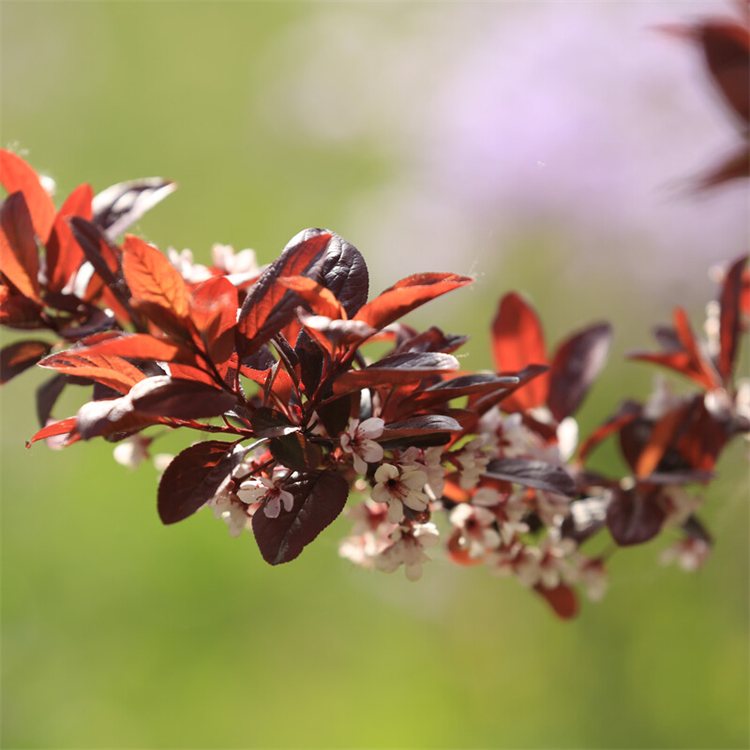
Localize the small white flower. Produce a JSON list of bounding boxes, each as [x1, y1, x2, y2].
[[211, 244, 259, 276], [453, 437, 492, 491], [371, 463, 429, 523], [660, 537, 711, 572], [401, 446, 445, 498], [113, 435, 150, 469], [210, 493, 251, 538], [340, 417, 385, 475], [152, 453, 174, 472], [449, 503, 502, 559], [375, 523, 440, 581], [167, 247, 212, 284]]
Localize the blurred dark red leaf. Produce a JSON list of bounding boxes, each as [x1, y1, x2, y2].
[[485, 458, 577, 497], [252, 469, 349, 564], [157, 440, 242, 524], [36, 373, 67, 426], [0, 339, 52, 384], [0, 192, 41, 303], [534, 583, 579, 619], [0, 150, 56, 243], [548, 322, 613, 421], [717, 253, 748, 380], [492, 292, 549, 411], [607, 486, 666, 546], [635, 402, 691, 479]]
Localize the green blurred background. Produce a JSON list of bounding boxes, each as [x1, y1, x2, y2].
[[2, 2, 748, 748]]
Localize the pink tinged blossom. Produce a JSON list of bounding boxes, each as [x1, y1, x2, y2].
[[112, 434, 150, 469], [371, 463, 429, 523], [453, 437, 492, 491], [401, 446, 445, 498], [340, 417, 385, 475], [448, 503, 502, 560], [375, 523, 440, 581], [210, 493, 251, 538], [166, 247, 212, 284], [507, 535, 578, 589], [660, 537, 711, 572], [338, 501, 399, 569], [238, 476, 294, 519]]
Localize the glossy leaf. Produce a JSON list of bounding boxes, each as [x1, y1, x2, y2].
[[26, 416, 78, 447], [39, 350, 146, 393], [252, 469, 349, 565], [189, 276, 238, 373], [312, 229, 369, 317], [130, 377, 236, 420], [70, 332, 199, 367], [157, 440, 242, 524]]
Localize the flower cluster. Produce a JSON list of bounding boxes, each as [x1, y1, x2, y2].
[[1, 147, 747, 618]]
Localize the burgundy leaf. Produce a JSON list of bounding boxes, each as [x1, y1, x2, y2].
[[412, 373, 519, 410], [0, 192, 41, 303], [492, 292, 549, 411], [547, 322, 613, 421], [189, 275, 238, 373], [68, 217, 123, 293], [250, 406, 299, 438], [237, 232, 331, 357], [470, 364, 549, 415], [298, 228, 369, 317], [354, 273, 473, 332], [380, 414, 461, 440], [0, 339, 52, 384], [484, 458, 577, 497], [46, 183, 93, 293], [269, 433, 322, 472], [130, 378, 235, 420], [392, 326, 470, 356], [36, 373, 67, 426], [252, 469, 349, 565], [333, 352, 459, 395], [717, 253, 748, 381], [157, 440, 242, 524], [26, 416, 78, 447], [534, 583, 579, 620], [0, 150, 56, 244], [577, 400, 642, 462], [606, 486, 666, 546], [315, 394, 353, 438]]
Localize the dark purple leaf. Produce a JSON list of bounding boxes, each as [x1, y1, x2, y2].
[[547, 322, 613, 421], [250, 406, 299, 438], [606, 486, 666, 546], [413, 373, 519, 409], [36, 373, 67, 426], [683, 515, 713, 545], [380, 414, 461, 440], [269, 433, 322, 472], [316, 394, 352, 438], [252, 469, 349, 564], [0, 339, 52, 384], [485, 458, 577, 497], [717, 253, 748, 381], [157, 440, 242, 524], [652, 325, 682, 352], [131, 378, 235, 419], [392, 326, 470, 355], [471, 364, 550, 415]]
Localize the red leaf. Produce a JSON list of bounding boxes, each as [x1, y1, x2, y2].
[[0, 286, 43, 328], [189, 276, 238, 374], [122, 234, 189, 319], [672, 307, 721, 389], [548, 323, 613, 421], [717, 254, 748, 381], [39, 350, 145, 393], [237, 232, 331, 356], [0, 193, 42, 303], [0, 339, 52, 384], [26, 416, 78, 447], [534, 583, 579, 619], [0, 150, 56, 243], [157, 440, 243, 524], [277, 275, 345, 319], [635, 404, 691, 479], [252, 469, 349, 565], [577, 401, 642, 462], [411, 373, 519, 410], [46, 183, 94, 293], [492, 293, 549, 411], [354, 273, 472, 332], [72, 332, 199, 367]]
